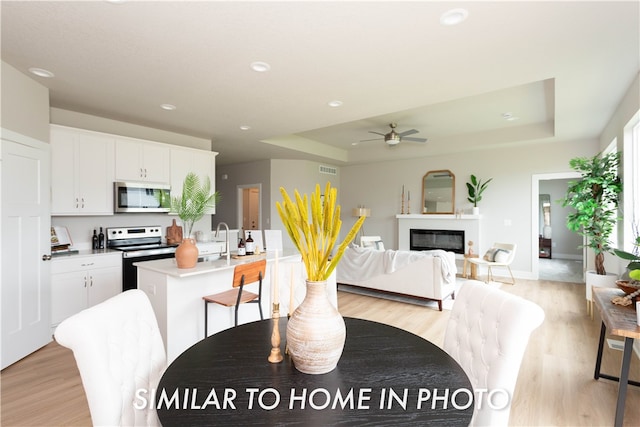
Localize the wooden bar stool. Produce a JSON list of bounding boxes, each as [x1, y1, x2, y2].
[[203, 259, 266, 338]]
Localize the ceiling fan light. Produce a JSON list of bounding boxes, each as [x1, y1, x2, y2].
[[386, 136, 401, 145]]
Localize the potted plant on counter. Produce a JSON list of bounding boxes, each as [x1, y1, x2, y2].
[[561, 151, 622, 314], [276, 181, 365, 374], [466, 174, 492, 215], [171, 172, 220, 268]]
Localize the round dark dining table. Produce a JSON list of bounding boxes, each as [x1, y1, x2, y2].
[[155, 317, 474, 426]]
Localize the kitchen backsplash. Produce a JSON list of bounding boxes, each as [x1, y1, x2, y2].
[[51, 214, 215, 250]]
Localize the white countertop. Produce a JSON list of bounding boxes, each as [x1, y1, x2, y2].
[[134, 249, 300, 278]]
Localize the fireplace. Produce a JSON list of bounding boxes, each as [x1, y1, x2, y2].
[[410, 229, 465, 254]]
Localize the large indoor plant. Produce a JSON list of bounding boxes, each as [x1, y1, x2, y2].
[[276, 182, 365, 374], [171, 172, 220, 268], [561, 152, 622, 276], [466, 174, 492, 214], [561, 152, 622, 314]]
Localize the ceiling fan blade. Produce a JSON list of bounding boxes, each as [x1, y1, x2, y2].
[[403, 137, 428, 143], [398, 129, 419, 137], [368, 131, 386, 136], [359, 137, 382, 142]]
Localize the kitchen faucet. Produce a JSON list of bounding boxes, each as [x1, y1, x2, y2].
[[215, 222, 230, 263]]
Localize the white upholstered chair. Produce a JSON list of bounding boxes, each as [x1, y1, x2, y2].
[[468, 243, 517, 284], [443, 280, 544, 426], [55, 289, 167, 427]]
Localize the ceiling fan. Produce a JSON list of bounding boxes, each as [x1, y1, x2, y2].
[[360, 123, 428, 146]]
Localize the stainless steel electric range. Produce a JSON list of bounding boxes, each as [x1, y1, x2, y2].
[[106, 226, 177, 291]]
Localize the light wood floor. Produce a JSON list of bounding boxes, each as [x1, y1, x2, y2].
[[2, 278, 639, 426]]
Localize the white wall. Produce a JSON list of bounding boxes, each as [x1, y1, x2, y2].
[[340, 138, 598, 278], [50, 108, 211, 151], [1, 61, 49, 141]]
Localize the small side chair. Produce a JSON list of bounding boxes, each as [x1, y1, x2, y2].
[[202, 258, 266, 338]]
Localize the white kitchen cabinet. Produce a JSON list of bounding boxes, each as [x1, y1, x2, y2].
[[170, 146, 218, 214], [50, 125, 115, 215], [115, 137, 170, 183], [51, 253, 122, 329]]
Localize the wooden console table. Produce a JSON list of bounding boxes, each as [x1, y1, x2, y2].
[[592, 287, 640, 427]]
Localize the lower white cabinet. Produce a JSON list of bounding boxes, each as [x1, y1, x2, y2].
[[51, 253, 122, 329]]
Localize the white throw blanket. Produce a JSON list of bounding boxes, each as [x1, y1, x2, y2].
[[419, 249, 457, 284]]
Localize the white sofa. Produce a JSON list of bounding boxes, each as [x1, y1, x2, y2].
[[336, 246, 457, 310]]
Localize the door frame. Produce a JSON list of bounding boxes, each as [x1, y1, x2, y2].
[[236, 183, 262, 231], [531, 172, 582, 280]]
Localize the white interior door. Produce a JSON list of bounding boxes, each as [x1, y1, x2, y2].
[[238, 184, 261, 231], [1, 130, 52, 369]]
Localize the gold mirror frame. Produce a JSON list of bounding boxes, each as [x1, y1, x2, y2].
[[422, 170, 455, 214]]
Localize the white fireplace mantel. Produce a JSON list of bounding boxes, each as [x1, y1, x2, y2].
[[396, 214, 481, 254]]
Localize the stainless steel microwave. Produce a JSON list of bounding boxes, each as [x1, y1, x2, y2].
[[114, 181, 171, 213]]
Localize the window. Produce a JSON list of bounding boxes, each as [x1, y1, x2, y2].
[[623, 112, 640, 253]]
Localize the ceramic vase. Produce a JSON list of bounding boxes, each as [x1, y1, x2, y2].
[[175, 238, 199, 268], [286, 280, 345, 374]]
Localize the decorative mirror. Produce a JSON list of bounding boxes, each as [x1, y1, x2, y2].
[[422, 170, 455, 214]]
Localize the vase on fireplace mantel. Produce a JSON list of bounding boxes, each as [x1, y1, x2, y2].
[[472, 206, 480, 215]]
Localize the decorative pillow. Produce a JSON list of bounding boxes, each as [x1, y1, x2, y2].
[[483, 247, 500, 261], [484, 247, 511, 262], [375, 240, 385, 250], [494, 249, 511, 263]]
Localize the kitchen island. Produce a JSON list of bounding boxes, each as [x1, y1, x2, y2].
[[135, 250, 337, 363]]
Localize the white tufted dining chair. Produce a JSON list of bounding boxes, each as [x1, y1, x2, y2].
[[443, 280, 544, 426], [55, 289, 166, 427]]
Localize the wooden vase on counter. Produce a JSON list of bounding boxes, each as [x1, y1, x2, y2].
[[175, 238, 198, 268]]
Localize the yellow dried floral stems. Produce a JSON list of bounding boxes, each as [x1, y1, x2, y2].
[[276, 182, 366, 281]]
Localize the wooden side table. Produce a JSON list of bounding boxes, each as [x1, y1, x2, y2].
[[463, 254, 479, 279], [592, 287, 640, 427]]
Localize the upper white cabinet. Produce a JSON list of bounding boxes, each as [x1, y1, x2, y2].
[[170, 146, 218, 214], [115, 137, 170, 183], [50, 125, 115, 215]]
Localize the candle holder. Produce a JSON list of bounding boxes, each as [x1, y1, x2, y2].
[[268, 303, 283, 363]]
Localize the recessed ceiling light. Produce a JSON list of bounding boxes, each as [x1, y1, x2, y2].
[[328, 100, 343, 108], [160, 104, 176, 111], [250, 61, 271, 72], [239, 125, 251, 131], [28, 67, 54, 78], [502, 112, 519, 121], [440, 8, 468, 26]]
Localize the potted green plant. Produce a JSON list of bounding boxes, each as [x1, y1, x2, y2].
[[276, 182, 365, 374], [561, 152, 622, 314], [171, 172, 220, 268], [466, 174, 492, 214], [562, 152, 622, 275]]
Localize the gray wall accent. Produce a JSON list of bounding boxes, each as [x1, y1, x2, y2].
[[215, 159, 271, 231]]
